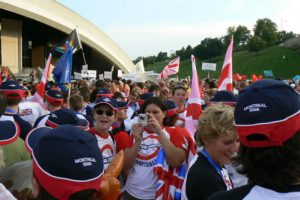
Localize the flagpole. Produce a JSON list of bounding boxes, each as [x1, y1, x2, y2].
[[81, 49, 87, 65]]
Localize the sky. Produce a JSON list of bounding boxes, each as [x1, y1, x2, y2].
[[58, 0, 300, 60]]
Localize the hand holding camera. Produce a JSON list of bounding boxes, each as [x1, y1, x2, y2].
[[146, 113, 163, 134], [131, 123, 144, 142]]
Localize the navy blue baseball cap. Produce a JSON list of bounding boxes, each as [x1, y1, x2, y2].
[[116, 99, 129, 110], [96, 88, 113, 98], [165, 100, 178, 117], [210, 90, 237, 106], [0, 120, 20, 145], [138, 92, 154, 106], [0, 81, 26, 99], [235, 79, 300, 148], [25, 125, 104, 200], [94, 97, 118, 111], [46, 109, 89, 130], [45, 89, 64, 106]]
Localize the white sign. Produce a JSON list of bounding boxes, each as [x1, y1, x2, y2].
[[202, 62, 216, 71], [104, 71, 112, 80], [81, 70, 88, 78], [74, 72, 82, 80], [99, 74, 104, 80], [117, 70, 123, 78], [87, 70, 97, 79]]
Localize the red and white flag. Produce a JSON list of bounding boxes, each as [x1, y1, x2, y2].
[[185, 55, 202, 139], [159, 57, 180, 79], [217, 37, 233, 91], [30, 54, 52, 108]]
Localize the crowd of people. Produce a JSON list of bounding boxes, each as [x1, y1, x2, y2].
[[0, 75, 300, 200]]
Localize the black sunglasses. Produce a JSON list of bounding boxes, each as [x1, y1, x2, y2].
[[95, 109, 115, 117]]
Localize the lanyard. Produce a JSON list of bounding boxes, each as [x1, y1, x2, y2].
[[130, 103, 137, 111], [201, 149, 233, 190]]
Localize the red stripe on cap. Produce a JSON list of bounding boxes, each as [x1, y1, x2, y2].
[[45, 94, 63, 106], [138, 99, 145, 106], [96, 93, 113, 98], [236, 112, 300, 148], [94, 102, 117, 111], [46, 119, 90, 131], [33, 159, 102, 200], [166, 108, 178, 117], [0, 121, 20, 145], [1, 90, 25, 99]]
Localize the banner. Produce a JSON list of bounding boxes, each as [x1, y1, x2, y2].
[[87, 70, 97, 79], [104, 71, 112, 80], [117, 70, 123, 78], [74, 72, 82, 80], [202, 62, 216, 71], [263, 70, 273, 77]]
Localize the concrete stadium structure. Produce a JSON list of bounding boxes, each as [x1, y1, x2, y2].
[[0, 0, 135, 77]]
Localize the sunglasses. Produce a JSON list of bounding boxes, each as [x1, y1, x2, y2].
[[95, 109, 115, 117]]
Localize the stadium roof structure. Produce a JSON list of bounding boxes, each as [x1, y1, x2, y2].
[[0, 0, 135, 73]]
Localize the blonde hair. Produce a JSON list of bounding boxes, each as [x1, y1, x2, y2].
[[196, 104, 235, 146]]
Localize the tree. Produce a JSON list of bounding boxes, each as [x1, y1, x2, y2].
[[192, 38, 224, 61], [184, 45, 193, 60], [277, 31, 297, 43], [175, 47, 186, 59], [248, 36, 266, 53], [224, 25, 251, 50], [155, 51, 168, 62], [253, 18, 278, 46]]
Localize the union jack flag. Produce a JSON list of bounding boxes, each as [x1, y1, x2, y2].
[[154, 128, 196, 200], [159, 57, 180, 79], [154, 150, 186, 200]]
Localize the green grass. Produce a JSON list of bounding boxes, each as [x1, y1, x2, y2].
[[145, 46, 300, 79]]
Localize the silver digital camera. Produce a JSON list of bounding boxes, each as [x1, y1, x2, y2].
[[138, 114, 148, 126]]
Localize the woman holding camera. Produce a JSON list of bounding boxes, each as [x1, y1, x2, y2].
[[123, 97, 188, 200]]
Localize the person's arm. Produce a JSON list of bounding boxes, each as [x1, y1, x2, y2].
[[123, 123, 143, 171], [147, 114, 186, 168], [158, 129, 186, 167]]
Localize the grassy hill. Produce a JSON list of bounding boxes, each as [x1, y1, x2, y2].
[[145, 46, 300, 80]]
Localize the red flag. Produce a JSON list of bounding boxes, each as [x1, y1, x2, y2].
[[30, 54, 52, 108], [159, 57, 180, 79], [217, 37, 233, 91], [185, 55, 202, 138], [251, 74, 258, 82], [241, 74, 247, 81]]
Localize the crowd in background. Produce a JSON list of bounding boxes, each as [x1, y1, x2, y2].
[[0, 74, 300, 200]]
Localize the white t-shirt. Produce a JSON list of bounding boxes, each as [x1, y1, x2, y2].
[[19, 101, 45, 126], [125, 130, 162, 199], [125, 128, 187, 199], [89, 129, 116, 170]]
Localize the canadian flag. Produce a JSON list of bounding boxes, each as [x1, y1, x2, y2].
[[30, 54, 52, 108], [185, 55, 202, 139], [217, 37, 233, 91], [159, 57, 180, 79]]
